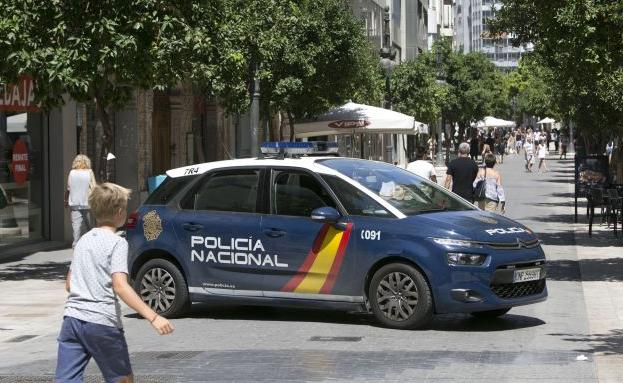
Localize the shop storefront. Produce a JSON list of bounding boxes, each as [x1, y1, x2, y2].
[[0, 76, 76, 250], [0, 77, 44, 247]]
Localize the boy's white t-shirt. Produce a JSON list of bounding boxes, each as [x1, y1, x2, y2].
[[64, 228, 129, 328]]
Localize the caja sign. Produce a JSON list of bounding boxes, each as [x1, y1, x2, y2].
[[0, 76, 40, 112]]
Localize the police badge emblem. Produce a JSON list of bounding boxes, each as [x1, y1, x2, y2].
[[143, 210, 163, 241]]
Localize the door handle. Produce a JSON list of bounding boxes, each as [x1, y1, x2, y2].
[[182, 222, 203, 232], [264, 228, 286, 238]]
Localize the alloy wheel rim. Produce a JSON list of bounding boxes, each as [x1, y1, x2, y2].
[[140, 267, 176, 312], [376, 271, 419, 321]]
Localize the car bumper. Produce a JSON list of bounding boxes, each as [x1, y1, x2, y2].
[[433, 250, 548, 314]]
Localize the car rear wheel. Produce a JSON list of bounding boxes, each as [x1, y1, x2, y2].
[[470, 308, 511, 318], [134, 258, 190, 318], [369, 263, 433, 329]]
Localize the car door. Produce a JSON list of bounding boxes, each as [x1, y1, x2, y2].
[[174, 167, 265, 297], [260, 168, 358, 301]]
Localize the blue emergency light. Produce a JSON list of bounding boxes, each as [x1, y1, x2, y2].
[[260, 141, 339, 156]]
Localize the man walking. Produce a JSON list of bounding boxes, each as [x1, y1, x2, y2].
[[444, 142, 479, 202], [524, 137, 535, 172]]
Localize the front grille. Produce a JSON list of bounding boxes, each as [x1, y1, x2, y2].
[[491, 279, 546, 299], [487, 238, 540, 250]]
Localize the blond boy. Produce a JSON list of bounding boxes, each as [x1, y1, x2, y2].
[[56, 183, 174, 383]]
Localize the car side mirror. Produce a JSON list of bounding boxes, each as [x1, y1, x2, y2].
[[310, 207, 341, 225]]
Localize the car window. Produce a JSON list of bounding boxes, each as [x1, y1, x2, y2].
[[183, 169, 260, 213], [322, 175, 391, 217], [145, 175, 196, 205], [272, 170, 336, 217], [319, 158, 474, 216]]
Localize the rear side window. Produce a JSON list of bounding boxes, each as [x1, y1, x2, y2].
[[322, 175, 391, 217], [182, 169, 260, 213], [144, 176, 196, 205]]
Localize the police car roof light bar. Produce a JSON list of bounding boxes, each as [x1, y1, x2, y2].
[[260, 141, 339, 158]]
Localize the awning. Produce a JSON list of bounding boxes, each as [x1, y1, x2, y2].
[[294, 101, 427, 138], [537, 117, 555, 124], [7, 113, 27, 133], [472, 116, 516, 128]]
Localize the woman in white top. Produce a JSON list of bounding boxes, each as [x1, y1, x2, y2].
[[64, 154, 96, 247], [473, 153, 506, 213], [537, 140, 549, 173]]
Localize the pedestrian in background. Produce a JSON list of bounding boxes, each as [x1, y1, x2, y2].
[[523, 138, 535, 172], [473, 153, 506, 214], [470, 135, 479, 161], [64, 154, 96, 248], [537, 140, 549, 173], [444, 142, 479, 202], [559, 134, 569, 159], [606, 140, 615, 163], [56, 183, 174, 383], [406, 151, 437, 183]]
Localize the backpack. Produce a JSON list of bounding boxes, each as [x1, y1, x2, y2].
[[473, 168, 487, 201]]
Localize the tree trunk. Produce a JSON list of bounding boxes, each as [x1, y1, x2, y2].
[[287, 111, 295, 142], [279, 111, 285, 141], [95, 95, 113, 182]]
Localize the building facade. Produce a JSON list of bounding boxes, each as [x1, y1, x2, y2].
[[453, 0, 532, 71], [428, 0, 454, 49]]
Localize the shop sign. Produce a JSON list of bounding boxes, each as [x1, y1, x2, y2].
[[11, 139, 29, 185], [0, 76, 40, 112], [328, 120, 370, 129]]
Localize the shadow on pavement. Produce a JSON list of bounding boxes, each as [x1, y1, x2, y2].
[[0, 261, 69, 281], [133, 304, 546, 332], [548, 192, 575, 199], [520, 214, 576, 224], [546, 258, 623, 282], [538, 230, 623, 247], [549, 329, 623, 355]]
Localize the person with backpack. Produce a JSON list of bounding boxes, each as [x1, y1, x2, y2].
[[473, 153, 506, 213]]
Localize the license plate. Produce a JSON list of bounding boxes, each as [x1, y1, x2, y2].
[[513, 268, 541, 283]]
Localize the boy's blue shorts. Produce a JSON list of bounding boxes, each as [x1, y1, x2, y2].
[[55, 316, 132, 383]]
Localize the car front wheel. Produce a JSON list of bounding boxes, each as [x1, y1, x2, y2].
[[134, 258, 190, 318], [369, 263, 433, 329]]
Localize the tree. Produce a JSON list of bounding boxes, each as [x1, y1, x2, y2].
[[491, 0, 623, 140], [504, 56, 561, 125], [0, 1, 246, 179], [245, 0, 382, 140], [390, 54, 447, 126]]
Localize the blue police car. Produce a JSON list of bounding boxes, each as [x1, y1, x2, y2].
[[126, 142, 547, 329]]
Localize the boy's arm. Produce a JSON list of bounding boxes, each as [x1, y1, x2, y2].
[[112, 272, 174, 335], [65, 270, 71, 293]]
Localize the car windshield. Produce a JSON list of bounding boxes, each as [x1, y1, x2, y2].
[[319, 158, 475, 216]]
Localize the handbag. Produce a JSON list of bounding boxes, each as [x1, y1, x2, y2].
[[0, 185, 8, 209], [474, 168, 487, 201]]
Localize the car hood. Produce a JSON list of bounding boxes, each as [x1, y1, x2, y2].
[[405, 210, 537, 244]]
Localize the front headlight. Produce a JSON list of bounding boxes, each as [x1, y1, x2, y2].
[[432, 238, 484, 248], [446, 252, 486, 266]]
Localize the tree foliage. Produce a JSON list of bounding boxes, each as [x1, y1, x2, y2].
[[490, 0, 623, 139], [0, 0, 245, 178]]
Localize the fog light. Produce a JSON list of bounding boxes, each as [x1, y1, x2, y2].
[[447, 252, 486, 266]]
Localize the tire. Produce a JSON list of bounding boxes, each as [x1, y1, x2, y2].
[[368, 263, 433, 329], [133, 258, 190, 318], [470, 308, 511, 319]]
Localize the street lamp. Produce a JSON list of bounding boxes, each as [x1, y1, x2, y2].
[[379, 6, 397, 163], [435, 48, 446, 165]]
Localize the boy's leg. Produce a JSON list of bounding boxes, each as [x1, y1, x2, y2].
[[82, 322, 133, 383], [55, 317, 91, 383]]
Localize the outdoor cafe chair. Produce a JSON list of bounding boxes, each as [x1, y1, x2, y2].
[[588, 187, 618, 236]]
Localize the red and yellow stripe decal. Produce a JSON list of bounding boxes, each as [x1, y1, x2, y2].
[[282, 223, 353, 294]]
